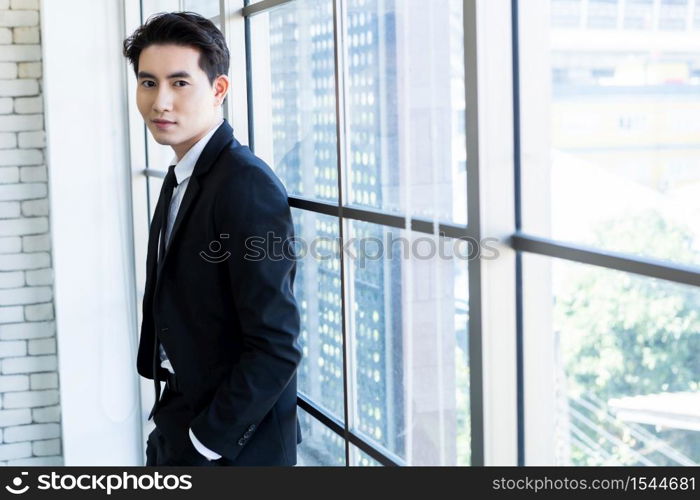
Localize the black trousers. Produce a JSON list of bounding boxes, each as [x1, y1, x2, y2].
[[145, 386, 231, 467]]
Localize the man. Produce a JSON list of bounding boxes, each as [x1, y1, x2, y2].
[[122, 11, 302, 466]]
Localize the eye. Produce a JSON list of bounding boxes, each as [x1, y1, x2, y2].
[[140, 80, 155, 88], [174, 81, 189, 87]]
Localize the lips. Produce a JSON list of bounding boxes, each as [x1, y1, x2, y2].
[[153, 120, 176, 130]]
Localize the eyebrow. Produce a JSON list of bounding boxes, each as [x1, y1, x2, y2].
[[137, 71, 192, 80]]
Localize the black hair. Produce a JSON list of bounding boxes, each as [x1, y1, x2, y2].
[[122, 11, 229, 86]]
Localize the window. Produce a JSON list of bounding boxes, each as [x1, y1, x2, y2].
[[250, 0, 339, 202], [518, 0, 700, 465], [292, 208, 343, 418], [525, 0, 700, 268], [525, 254, 700, 465], [246, 0, 470, 465], [127, 0, 700, 467]]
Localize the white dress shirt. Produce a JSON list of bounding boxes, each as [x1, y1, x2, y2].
[[157, 118, 224, 461]]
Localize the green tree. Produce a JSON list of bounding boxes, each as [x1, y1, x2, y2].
[[555, 208, 700, 465]]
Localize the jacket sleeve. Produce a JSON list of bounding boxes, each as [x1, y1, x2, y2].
[[189, 163, 302, 462]]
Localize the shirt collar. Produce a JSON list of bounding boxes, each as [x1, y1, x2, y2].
[[169, 118, 224, 185]]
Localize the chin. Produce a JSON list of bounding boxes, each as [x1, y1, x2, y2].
[[150, 130, 174, 145], [152, 136, 171, 146]]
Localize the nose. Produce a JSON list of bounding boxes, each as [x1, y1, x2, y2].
[[152, 86, 173, 113]]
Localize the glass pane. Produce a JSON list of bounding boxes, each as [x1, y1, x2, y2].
[[183, 0, 220, 20], [346, 221, 470, 465], [144, 0, 220, 20], [623, 0, 654, 30], [344, 0, 467, 224], [297, 407, 346, 466], [659, 0, 688, 31], [526, 254, 700, 465], [250, 0, 339, 202], [586, 0, 617, 29], [349, 443, 382, 466], [521, 0, 700, 268], [292, 208, 344, 419], [141, 0, 179, 18], [551, 0, 582, 28]]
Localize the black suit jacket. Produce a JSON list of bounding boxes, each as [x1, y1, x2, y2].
[[137, 118, 303, 465]]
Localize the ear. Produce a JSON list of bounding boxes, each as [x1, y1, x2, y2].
[[213, 74, 229, 106]]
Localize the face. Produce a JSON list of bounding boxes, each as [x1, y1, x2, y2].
[[136, 43, 229, 160]]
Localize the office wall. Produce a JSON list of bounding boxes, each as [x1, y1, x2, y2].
[[41, 0, 142, 465], [0, 0, 62, 466]]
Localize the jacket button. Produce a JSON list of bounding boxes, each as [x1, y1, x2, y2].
[[161, 327, 168, 332], [237, 438, 246, 446], [243, 431, 252, 438], [248, 424, 256, 432]]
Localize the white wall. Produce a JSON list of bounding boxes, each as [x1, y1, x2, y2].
[[41, 0, 142, 465], [0, 0, 62, 466]]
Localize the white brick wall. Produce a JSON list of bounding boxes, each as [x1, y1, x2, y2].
[[0, 408, 31, 426], [0, 1, 61, 464], [29, 372, 54, 389], [0, 321, 53, 339], [24, 267, 50, 285], [0, 132, 17, 148], [0, 216, 47, 235], [0, 271, 22, 288], [0, 182, 46, 200], [31, 403, 58, 423], [0, 201, 19, 217], [17, 62, 39, 79], [0, 306, 21, 323], [0, 167, 18, 182], [4, 389, 59, 408], [10, 2, 39, 12], [0, 236, 20, 252], [12, 26, 37, 44], [0, 63, 16, 79], [4, 422, 59, 442], [22, 232, 49, 252], [0, 96, 12, 113], [0, 441, 31, 460], [0, 375, 27, 392], [32, 437, 59, 455], [24, 302, 51, 320], [0, 252, 50, 269]]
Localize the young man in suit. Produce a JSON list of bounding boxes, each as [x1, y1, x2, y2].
[[123, 11, 302, 466]]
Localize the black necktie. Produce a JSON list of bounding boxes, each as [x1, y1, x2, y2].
[[148, 164, 178, 421], [158, 164, 179, 262]]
